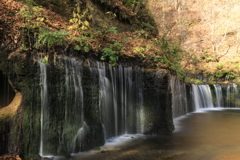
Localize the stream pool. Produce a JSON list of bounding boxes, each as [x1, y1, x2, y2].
[[52, 109, 240, 160]]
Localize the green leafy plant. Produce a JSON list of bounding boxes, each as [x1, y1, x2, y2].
[[35, 28, 69, 49], [216, 63, 225, 70], [215, 70, 223, 78], [101, 48, 118, 65], [225, 71, 237, 80], [141, 22, 156, 30], [83, 29, 95, 38], [72, 36, 90, 52], [104, 27, 118, 34], [101, 41, 124, 66]]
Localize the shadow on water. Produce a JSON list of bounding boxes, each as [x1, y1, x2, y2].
[[63, 109, 240, 160]]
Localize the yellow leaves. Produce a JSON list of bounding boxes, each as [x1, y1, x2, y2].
[[81, 26, 88, 30], [133, 47, 145, 54], [77, 14, 82, 19], [69, 2, 93, 31], [105, 11, 117, 19], [73, 11, 77, 18], [83, 21, 89, 27], [36, 17, 45, 22], [68, 25, 78, 30], [76, 4, 81, 13], [82, 9, 88, 16], [88, 15, 93, 20], [69, 18, 78, 24]]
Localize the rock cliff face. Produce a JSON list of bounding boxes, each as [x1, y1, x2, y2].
[[142, 69, 174, 135], [0, 52, 174, 158]]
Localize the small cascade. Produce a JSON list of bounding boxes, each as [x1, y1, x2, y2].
[[109, 66, 118, 136], [39, 62, 48, 157], [134, 67, 144, 133], [170, 79, 240, 113], [192, 84, 214, 110], [39, 57, 86, 156], [95, 62, 144, 139], [122, 66, 133, 134], [97, 62, 116, 139], [226, 83, 239, 107], [170, 76, 188, 118], [213, 84, 223, 107]]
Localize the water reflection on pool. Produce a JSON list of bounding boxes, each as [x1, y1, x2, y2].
[[70, 109, 240, 160]]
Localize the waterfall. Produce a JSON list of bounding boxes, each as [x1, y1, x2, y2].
[[39, 62, 48, 157], [96, 62, 144, 139], [170, 76, 188, 118], [39, 57, 145, 157], [170, 79, 240, 114], [109, 65, 120, 136], [213, 84, 223, 107], [134, 67, 144, 133], [39, 57, 86, 156], [97, 62, 116, 139], [226, 83, 239, 107], [40, 56, 240, 157], [192, 84, 214, 110]]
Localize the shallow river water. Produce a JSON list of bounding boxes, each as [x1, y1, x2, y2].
[[56, 109, 240, 160]]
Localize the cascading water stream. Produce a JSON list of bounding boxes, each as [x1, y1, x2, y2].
[[170, 78, 240, 115], [226, 83, 239, 107], [39, 61, 48, 157], [109, 66, 119, 136], [39, 57, 87, 157], [97, 62, 115, 139], [192, 84, 214, 110], [39, 56, 146, 157], [96, 62, 144, 139], [170, 76, 188, 118], [213, 84, 223, 107], [134, 67, 144, 133]]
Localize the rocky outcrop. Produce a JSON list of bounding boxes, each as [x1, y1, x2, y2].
[[143, 69, 174, 135]]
